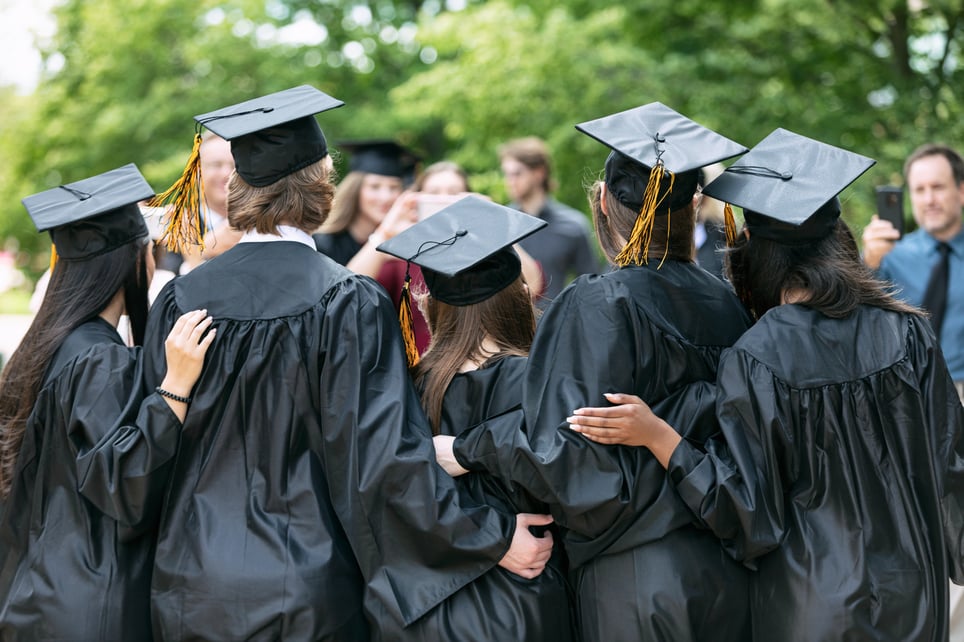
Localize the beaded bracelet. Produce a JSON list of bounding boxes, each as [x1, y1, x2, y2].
[[156, 386, 192, 404]]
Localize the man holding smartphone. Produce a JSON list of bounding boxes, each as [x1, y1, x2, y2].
[[862, 144, 964, 401]]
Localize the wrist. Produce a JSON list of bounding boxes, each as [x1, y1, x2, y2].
[[368, 230, 387, 246], [159, 376, 193, 400], [156, 386, 192, 404]]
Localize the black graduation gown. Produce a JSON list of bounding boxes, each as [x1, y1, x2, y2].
[[142, 241, 514, 641], [454, 262, 753, 642], [398, 356, 576, 641], [0, 318, 182, 641], [666, 304, 964, 642]]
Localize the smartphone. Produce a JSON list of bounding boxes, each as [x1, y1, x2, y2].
[[416, 193, 465, 220], [875, 186, 904, 238]]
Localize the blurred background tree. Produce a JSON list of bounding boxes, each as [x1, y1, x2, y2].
[[0, 0, 961, 279]]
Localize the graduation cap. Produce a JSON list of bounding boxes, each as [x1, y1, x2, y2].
[[376, 195, 546, 365], [340, 139, 420, 184], [576, 102, 748, 266], [149, 85, 344, 253], [22, 163, 153, 264], [702, 128, 876, 244]]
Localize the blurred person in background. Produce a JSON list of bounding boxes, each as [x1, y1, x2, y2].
[[499, 136, 601, 309]]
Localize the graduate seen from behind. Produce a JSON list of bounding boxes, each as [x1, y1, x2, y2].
[[0, 164, 215, 641], [434, 103, 753, 641], [569, 129, 964, 642], [376, 196, 575, 640], [142, 85, 554, 640]]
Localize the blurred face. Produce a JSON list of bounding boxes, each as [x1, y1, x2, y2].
[[907, 154, 964, 241], [421, 169, 467, 195], [200, 136, 235, 216], [501, 157, 544, 202], [358, 173, 404, 226]]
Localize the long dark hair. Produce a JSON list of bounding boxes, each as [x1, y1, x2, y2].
[[0, 239, 151, 497], [726, 219, 922, 320], [411, 277, 535, 435]]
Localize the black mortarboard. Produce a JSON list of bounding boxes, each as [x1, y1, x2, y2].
[[576, 102, 747, 213], [149, 85, 343, 254], [196, 84, 344, 187], [377, 195, 546, 305], [22, 163, 153, 261], [702, 128, 876, 244], [576, 102, 747, 266], [376, 196, 545, 367], [340, 139, 420, 182]]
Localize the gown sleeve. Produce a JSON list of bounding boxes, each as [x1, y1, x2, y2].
[[313, 277, 517, 627], [454, 278, 673, 539], [666, 346, 790, 564], [917, 327, 964, 584], [52, 342, 182, 532]]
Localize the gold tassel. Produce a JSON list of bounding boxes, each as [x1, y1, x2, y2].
[[399, 274, 420, 368], [614, 165, 673, 267], [147, 133, 206, 255], [48, 243, 58, 272], [723, 202, 737, 247]]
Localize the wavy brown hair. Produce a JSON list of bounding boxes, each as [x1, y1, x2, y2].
[[228, 157, 336, 234], [726, 219, 923, 320], [588, 180, 696, 266], [0, 240, 150, 497], [411, 277, 535, 435]]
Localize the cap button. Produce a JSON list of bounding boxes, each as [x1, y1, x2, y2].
[[781, 171, 793, 180]]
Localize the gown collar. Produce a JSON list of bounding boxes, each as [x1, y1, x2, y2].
[[238, 225, 316, 249]]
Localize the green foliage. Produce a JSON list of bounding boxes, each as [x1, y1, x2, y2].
[[390, 3, 659, 209], [0, 0, 962, 270]]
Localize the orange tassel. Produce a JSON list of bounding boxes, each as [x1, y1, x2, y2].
[[147, 133, 206, 255], [614, 165, 674, 267], [723, 202, 737, 247], [48, 243, 58, 272], [399, 275, 420, 368]]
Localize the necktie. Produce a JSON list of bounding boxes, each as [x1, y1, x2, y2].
[[922, 241, 951, 338]]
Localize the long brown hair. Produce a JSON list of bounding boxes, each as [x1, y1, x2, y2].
[[411, 277, 535, 434], [228, 158, 336, 234], [315, 170, 363, 234], [726, 219, 923, 320], [0, 240, 150, 497], [588, 180, 695, 266]]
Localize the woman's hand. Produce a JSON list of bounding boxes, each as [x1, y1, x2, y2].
[[158, 309, 216, 419], [567, 392, 681, 468], [498, 513, 555, 579], [375, 191, 419, 241], [433, 434, 469, 477]]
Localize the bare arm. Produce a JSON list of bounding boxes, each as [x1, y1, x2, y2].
[[567, 392, 682, 468], [347, 192, 419, 277], [157, 310, 217, 421]]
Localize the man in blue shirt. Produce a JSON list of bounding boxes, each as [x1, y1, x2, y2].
[[863, 143, 964, 400]]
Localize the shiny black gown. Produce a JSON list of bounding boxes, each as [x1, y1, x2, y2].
[[666, 304, 964, 641], [0, 318, 181, 641], [398, 355, 575, 641], [454, 261, 754, 641], [142, 241, 515, 641]]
